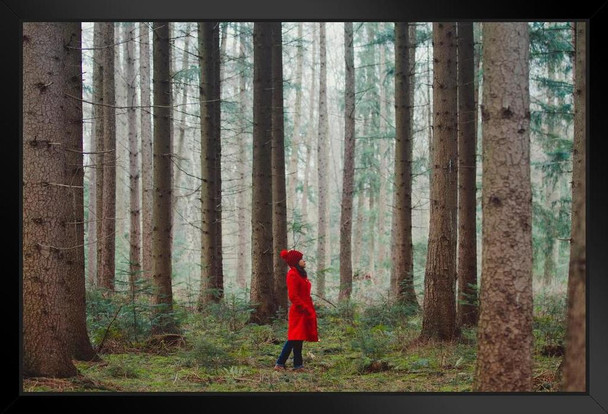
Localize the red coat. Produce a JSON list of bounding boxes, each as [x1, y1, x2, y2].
[[286, 267, 318, 342]]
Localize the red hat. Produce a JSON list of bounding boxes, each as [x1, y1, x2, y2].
[[280, 249, 303, 267]]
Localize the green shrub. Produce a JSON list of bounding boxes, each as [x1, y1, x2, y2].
[[183, 336, 235, 369]]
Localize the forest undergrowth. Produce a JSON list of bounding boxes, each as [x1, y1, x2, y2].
[[23, 289, 565, 393]]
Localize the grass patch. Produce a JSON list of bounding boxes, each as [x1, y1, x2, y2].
[[23, 293, 565, 393]]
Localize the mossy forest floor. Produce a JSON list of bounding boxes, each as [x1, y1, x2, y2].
[[23, 294, 565, 393]]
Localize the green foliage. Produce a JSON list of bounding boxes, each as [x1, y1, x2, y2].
[[533, 293, 567, 353], [182, 336, 235, 369]]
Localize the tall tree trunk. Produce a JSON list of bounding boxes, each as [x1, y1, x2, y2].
[[198, 22, 224, 306], [301, 23, 317, 225], [91, 23, 104, 288], [151, 21, 178, 334], [271, 22, 289, 312], [236, 23, 251, 289], [456, 22, 478, 328], [139, 22, 154, 282], [124, 22, 141, 296], [197, 22, 223, 305], [212, 22, 224, 303], [99, 22, 116, 292], [392, 22, 418, 308], [23, 22, 89, 377], [377, 24, 388, 282], [250, 22, 275, 324], [287, 23, 305, 237], [474, 22, 533, 392], [420, 22, 458, 341], [316, 22, 329, 298], [561, 21, 586, 393], [339, 21, 355, 302], [174, 23, 192, 202]]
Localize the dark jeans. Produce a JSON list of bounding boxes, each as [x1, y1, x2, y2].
[[276, 340, 304, 368]]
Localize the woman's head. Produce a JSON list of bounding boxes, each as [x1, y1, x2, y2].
[[280, 249, 303, 267]]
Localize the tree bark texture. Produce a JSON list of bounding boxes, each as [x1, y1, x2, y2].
[[151, 22, 178, 334], [139, 22, 154, 281], [250, 22, 276, 324], [561, 21, 586, 393], [392, 22, 418, 308], [316, 22, 329, 299], [23, 22, 91, 377], [271, 22, 289, 312], [456, 22, 479, 327], [339, 21, 355, 302], [420, 22, 459, 341], [474, 22, 533, 392], [198, 22, 224, 306], [90, 22, 104, 288], [124, 22, 141, 295], [236, 23, 251, 288], [99, 22, 116, 292]]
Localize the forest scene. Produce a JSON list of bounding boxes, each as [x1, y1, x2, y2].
[[21, 20, 586, 393]]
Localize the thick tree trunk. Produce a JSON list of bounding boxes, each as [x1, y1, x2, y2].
[[474, 22, 533, 392], [23, 22, 91, 377], [99, 22, 116, 292], [139, 22, 154, 282], [151, 22, 178, 334], [420, 22, 459, 341], [250, 22, 276, 324], [392, 22, 418, 308], [456, 22, 478, 328], [198, 22, 224, 306], [316, 22, 329, 299], [561, 21, 586, 393], [339, 21, 355, 302], [271, 22, 289, 312]]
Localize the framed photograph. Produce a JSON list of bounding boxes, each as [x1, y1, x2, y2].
[[6, 0, 607, 413]]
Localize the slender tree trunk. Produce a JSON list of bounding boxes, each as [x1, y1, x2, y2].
[[457, 22, 478, 327], [287, 23, 305, 237], [561, 21, 586, 392], [352, 189, 364, 274], [339, 21, 355, 302], [91, 23, 104, 288], [198, 22, 224, 306], [420, 22, 459, 341], [377, 25, 388, 281], [124, 22, 141, 296], [212, 22, 224, 303], [270, 22, 289, 312], [250, 22, 276, 324], [236, 23, 251, 289], [474, 22, 533, 392], [23, 22, 93, 377], [139, 22, 154, 282], [99, 22, 116, 292], [392, 22, 418, 308], [316, 22, 329, 298], [174, 23, 192, 198], [151, 21, 178, 334], [301, 23, 317, 225]]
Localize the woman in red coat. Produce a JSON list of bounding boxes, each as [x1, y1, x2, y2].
[[274, 249, 318, 371]]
